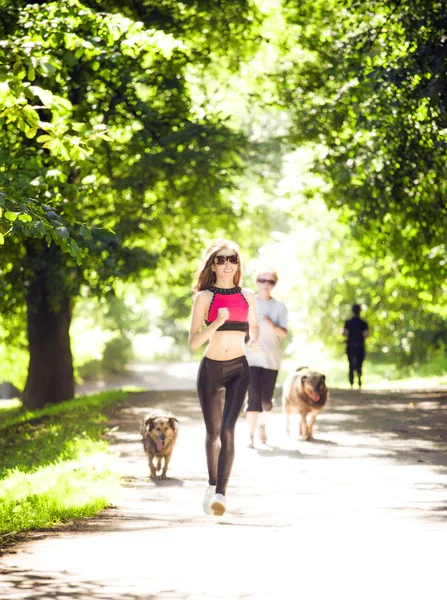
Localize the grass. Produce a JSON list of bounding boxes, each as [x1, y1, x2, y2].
[[0, 398, 22, 423], [0, 390, 128, 547]]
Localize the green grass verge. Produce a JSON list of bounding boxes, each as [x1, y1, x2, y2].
[[0, 390, 128, 546], [0, 399, 22, 424]]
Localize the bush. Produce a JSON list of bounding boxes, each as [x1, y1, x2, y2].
[[101, 335, 133, 374]]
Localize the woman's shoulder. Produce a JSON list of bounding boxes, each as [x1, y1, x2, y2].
[[273, 297, 287, 309], [195, 289, 213, 301], [241, 287, 255, 300]]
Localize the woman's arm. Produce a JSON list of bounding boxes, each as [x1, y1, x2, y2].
[[188, 291, 228, 350], [245, 289, 260, 350], [263, 316, 288, 338]]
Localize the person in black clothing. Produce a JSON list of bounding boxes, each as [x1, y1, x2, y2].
[[343, 304, 369, 389]]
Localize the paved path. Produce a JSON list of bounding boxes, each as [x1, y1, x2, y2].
[[1, 386, 446, 599]]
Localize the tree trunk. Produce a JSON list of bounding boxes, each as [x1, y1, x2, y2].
[[22, 249, 75, 410]]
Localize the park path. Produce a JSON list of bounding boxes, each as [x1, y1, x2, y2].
[[0, 367, 446, 599]]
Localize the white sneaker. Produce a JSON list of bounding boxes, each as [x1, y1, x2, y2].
[[210, 493, 226, 516], [203, 485, 216, 515]]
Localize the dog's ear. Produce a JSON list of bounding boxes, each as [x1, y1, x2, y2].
[[321, 375, 326, 382], [168, 417, 178, 429], [301, 375, 307, 384], [145, 417, 156, 431]]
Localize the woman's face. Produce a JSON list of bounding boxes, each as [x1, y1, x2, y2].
[[256, 272, 276, 291], [212, 246, 239, 278]]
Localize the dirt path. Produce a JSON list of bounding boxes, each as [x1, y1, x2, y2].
[[1, 386, 446, 599]]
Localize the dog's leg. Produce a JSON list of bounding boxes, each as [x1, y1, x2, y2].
[[160, 455, 171, 480], [300, 414, 310, 440], [308, 412, 317, 440], [149, 455, 157, 477], [156, 457, 162, 473]]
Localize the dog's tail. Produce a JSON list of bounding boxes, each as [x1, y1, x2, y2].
[[296, 366, 309, 372]]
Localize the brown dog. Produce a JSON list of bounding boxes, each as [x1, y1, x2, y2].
[[282, 367, 329, 440], [140, 410, 179, 479]]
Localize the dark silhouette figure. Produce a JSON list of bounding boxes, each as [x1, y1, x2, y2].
[[343, 304, 369, 389]]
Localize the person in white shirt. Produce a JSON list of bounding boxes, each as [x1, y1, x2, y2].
[[245, 268, 288, 447]]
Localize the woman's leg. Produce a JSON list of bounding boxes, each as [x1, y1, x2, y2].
[[259, 369, 279, 442], [347, 351, 356, 387], [356, 350, 365, 388], [216, 359, 250, 495], [197, 358, 224, 486], [246, 366, 262, 446]]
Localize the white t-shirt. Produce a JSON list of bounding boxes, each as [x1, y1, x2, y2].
[[246, 297, 288, 370]]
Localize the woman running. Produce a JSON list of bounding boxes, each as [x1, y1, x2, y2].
[[189, 239, 260, 516], [245, 267, 288, 447]]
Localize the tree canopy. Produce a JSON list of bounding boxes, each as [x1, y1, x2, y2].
[[0, 0, 271, 405], [281, 0, 447, 290], [1, 0, 445, 401]]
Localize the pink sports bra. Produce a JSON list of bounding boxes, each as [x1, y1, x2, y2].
[[205, 285, 249, 332]]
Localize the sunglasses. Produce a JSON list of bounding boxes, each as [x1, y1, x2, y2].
[[214, 254, 239, 265], [257, 278, 276, 285]]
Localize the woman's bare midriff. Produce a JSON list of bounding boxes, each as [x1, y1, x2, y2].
[[204, 330, 247, 361]]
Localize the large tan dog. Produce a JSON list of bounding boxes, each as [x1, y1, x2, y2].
[[140, 410, 179, 479], [282, 367, 329, 440]]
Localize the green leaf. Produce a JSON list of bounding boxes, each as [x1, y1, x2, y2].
[[18, 213, 33, 223], [29, 86, 54, 106], [4, 211, 18, 222], [0, 233, 4, 245], [24, 127, 37, 139], [79, 224, 93, 240], [33, 221, 47, 235], [52, 95, 72, 111], [55, 226, 69, 239], [13, 61, 26, 79], [69, 240, 82, 257]]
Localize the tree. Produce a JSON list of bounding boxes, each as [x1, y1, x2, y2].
[[0, 0, 264, 408], [281, 0, 447, 290]]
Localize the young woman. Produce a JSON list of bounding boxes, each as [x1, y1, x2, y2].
[[245, 268, 288, 447], [189, 239, 260, 516]]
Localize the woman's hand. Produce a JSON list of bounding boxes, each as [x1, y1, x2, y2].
[[216, 307, 230, 326], [263, 315, 275, 329], [247, 338, 261, 353]]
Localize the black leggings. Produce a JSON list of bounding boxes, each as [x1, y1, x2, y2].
[[347, 349, 365, 386], [197, 356, 250, 495]]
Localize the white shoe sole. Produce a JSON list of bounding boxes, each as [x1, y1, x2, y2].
[[211, 499, 226, 516]]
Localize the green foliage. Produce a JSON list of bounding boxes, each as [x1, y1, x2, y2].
[[71, 290, 151, 380], [101, 335, 133, 374], [0, 399, 22, 423], [281, 0, 447, 289], [0, 0, 274, 400]]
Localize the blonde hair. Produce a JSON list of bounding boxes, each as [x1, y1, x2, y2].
[[192, 239, 242, 294], [255, 267, 278, 284]]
